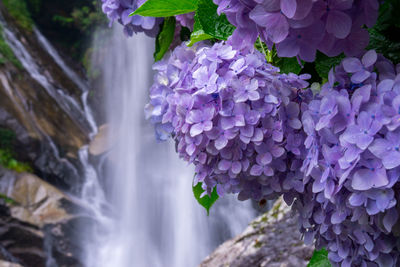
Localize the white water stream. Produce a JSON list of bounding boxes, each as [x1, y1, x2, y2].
[[82, 27, 257, 267]]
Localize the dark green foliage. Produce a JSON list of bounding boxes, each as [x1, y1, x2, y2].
[[194, 0, 235, 41], [193, 182, 219, 215], [25, 0, 106, 61], [179, 26, 191, 42], [255, 42, 302, 75], [314, 52, 345, 80], [2, 0, 34, 31], [51, 4, 106, 35], [154, 17, 176, 61], [189, 0, 235, 45], [308, 248, 332, 267], [133, 0, 198, 17], [275, 57, 302, 75], [368, 0, 400, 64], [0, 128, 16, 149]]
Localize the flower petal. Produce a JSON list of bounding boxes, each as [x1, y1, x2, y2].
[[342, 58, 363, 73], [190, 123, 204, 137], [326, 10, 352, 39], [280, 0, 297, 18], [352, 169, 375, 190], [362, 50, 377, 68]]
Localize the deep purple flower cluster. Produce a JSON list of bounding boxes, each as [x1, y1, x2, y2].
[[290, 51, 400, 266], [145, 41, 311, 200], [214, 0, 379, 62], [101, 0, 195, 37]]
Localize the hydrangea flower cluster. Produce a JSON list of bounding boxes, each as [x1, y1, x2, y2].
[[145, 41, 312, 201], [101, 0, 194, 37], [214, 0, 379, 62], [290, 50, 400, 265], [101, 0, 162, 37]]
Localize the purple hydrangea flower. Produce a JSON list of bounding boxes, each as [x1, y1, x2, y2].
[[101, 0, 162, 37], [214, 0, 380, 62], [101, 0, 194, 37], [146, 40, 310, 202], [295, 51, 400, 266]]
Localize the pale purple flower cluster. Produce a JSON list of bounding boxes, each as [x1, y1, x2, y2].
[[214, 0, 379, 62], [292, 50, 400, 266], [145, 41, 311, 200], [101, 0, 162, 37]]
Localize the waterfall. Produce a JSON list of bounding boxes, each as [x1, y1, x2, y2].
[[33, 27, 98, 138], [82, 26, 256, 267]]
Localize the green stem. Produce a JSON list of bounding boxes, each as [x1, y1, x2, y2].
[[258, 38, 273, 63]]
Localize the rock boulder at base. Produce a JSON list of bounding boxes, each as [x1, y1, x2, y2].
[[200, 198, 314, 267]]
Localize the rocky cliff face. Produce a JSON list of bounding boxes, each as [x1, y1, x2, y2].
[[0, 2, 95, 191], [200, 198, 314, 267], [0, 2, 100, 266]]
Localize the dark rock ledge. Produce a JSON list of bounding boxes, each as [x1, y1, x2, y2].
[[200, 198, 314, 267]]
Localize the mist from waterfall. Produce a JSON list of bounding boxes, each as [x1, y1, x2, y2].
[[82, 26, 256, 267]]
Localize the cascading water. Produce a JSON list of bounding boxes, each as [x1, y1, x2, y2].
[[0, 12, 95, 184], [82, 26, 257, 267]]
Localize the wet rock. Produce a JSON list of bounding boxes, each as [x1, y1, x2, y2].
[[89, 124, 112, 156], [0, 260, 23, 267], [0, 166, 86, 266], [199, 198, 314, 267], [0, 167, 73, 226]]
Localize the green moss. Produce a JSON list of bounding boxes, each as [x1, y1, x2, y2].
[[270, 201, 282, 219], [0, 128, 32, 173], [0, 148, 32, 173], [0, 26, 22, 69], [253, 239, 263, 248], [0, 193, 17, 205], [2, 0, 34, 31]]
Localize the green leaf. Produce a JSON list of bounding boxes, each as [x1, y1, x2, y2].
[[308, 248, 332, 267], [314, 52, 345, 80], [132, 0, 198, 17], [188, 19, 213, 46], [193, 182, 219, 216], [190, 0, 235, 45], [154, 17, 176, 61], [276, 57, 302, 75]]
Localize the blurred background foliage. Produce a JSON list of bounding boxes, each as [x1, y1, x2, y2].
[[25, 0, 106, 60], [2, 0, 107, 62]]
